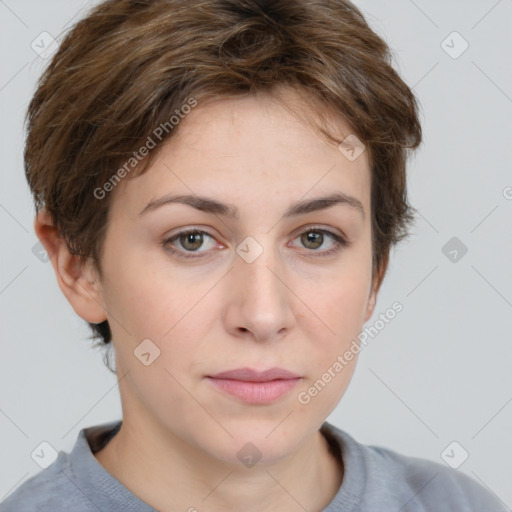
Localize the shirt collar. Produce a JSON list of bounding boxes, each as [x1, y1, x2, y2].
[[66, 419, 367, 512]]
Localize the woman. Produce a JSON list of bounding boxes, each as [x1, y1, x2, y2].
[[1, 0, 507, 510]]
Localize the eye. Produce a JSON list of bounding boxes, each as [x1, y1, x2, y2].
[[290, 228, 349, 257], [162, 226, 350, 260], [162, 228, 218, 259]]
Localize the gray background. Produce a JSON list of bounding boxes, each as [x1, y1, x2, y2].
[[1, 0, 511, 507]]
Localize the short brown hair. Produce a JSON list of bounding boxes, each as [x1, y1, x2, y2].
[[24, 0, 422, 354]]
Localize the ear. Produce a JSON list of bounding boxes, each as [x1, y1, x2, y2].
[[34, 209, 108, 324], [363, 252, 389, 323]]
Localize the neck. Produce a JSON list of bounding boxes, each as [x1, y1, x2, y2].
[[94, 419, 343, 512]]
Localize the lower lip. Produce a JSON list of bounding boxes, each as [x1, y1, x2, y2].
[[206, 377, 301, 404]]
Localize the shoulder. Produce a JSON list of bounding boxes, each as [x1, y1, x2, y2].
[[0, 451, 96, 512], [322, 422, 509, 512], [0, 421, 124, 512], [368, 444, 507, 510]]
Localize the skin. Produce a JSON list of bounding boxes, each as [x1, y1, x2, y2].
[[35, 88, 387, 512]]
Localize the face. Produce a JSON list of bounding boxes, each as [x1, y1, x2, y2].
[[91, 89, 378, 465]]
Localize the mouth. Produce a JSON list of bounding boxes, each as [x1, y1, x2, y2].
[[205, 367, 302, 404]]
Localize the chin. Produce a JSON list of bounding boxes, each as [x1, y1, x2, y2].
[[199, 421, 307, 467]]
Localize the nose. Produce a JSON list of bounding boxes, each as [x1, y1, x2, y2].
[[223, 236, 296, 343]]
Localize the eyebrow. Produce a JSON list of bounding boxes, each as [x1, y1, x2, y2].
[[138, 192, 365, 220]]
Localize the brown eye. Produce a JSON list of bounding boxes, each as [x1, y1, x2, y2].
[[163, 229, 217, 258], [292, 228, 349, 257], [300, 231, 324, 250], [179, 231, 205, 251]]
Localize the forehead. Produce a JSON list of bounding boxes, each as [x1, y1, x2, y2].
[[110, 90, 371, 219]]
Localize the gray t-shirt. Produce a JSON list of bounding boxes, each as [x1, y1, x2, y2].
[[0, 420, 508, 511]]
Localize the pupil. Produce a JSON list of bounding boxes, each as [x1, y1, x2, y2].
[[184, 232, 202, 250], [305, 231, 321, 248]]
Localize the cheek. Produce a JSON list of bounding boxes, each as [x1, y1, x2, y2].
[[307, 262, 372, 343], [100, 242, 185, 337], [302, 281, 367, 388], [323, 283, 369, 337], [101, 254, 216, 382], [294, 276, 370, 418]]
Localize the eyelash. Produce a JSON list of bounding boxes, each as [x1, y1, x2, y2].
[[161, 227, 350, 260]]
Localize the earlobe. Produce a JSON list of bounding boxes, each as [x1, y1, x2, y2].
[[34, 210, 108, 324], [364, 255, 389, 323], [364, 287, 377, 323]]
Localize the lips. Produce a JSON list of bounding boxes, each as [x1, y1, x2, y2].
[[206, 367, 302, 404], [208, 367, 300, 382]]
